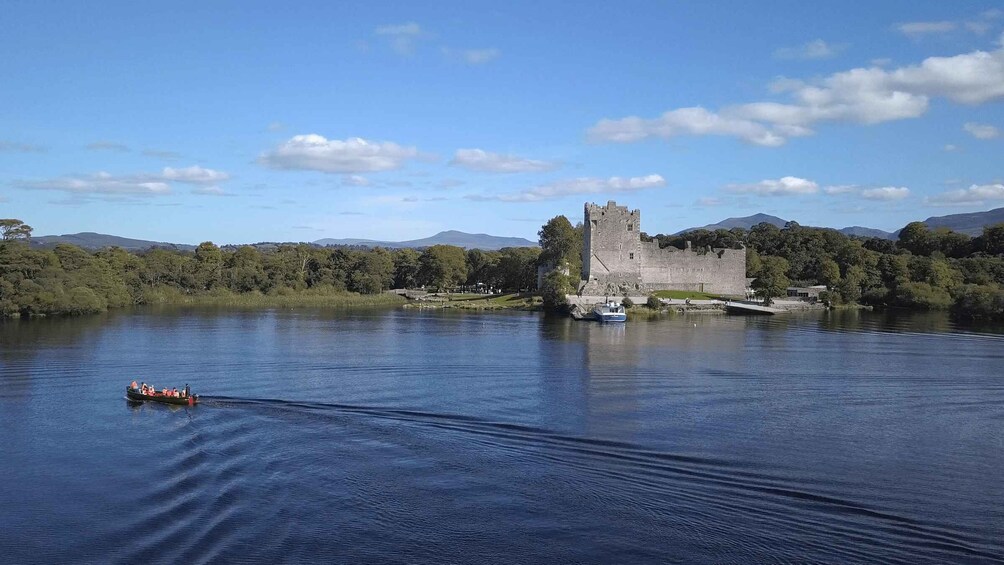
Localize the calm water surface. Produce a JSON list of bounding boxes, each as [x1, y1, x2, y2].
[[1, 307, 1003, 564]]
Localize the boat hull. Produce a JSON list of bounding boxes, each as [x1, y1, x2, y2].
[[126, 387, 198, 405], [595, 313, 627, 323]]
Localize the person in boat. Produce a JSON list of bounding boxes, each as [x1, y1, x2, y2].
[[172, 387, 179, 397], [130, 381, 138, 391], [184, 384, 190, 398]]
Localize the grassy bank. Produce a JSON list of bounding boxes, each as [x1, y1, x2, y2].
[[142, 287, 406, 309], [402, 292, 543, 311]]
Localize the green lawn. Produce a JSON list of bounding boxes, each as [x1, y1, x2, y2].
[[415, 292, 542, 309], [651, 290, 719, 300]]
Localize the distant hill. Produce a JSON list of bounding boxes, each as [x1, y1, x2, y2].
[[677, 213, 788, 234], [314, 230, 537, 250], [837, 226, 894, 239], [32, 232, 196, 251], [679, 214, 899, 239], [920, 206, 1004, 236]]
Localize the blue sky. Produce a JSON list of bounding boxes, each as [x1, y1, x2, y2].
[[1, 1, 1003, 244]]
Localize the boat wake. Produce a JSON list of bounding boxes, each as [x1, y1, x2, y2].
[[154, 395, 1002, 564]]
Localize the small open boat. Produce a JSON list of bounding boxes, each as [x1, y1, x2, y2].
[[126, 386, 199, 406]]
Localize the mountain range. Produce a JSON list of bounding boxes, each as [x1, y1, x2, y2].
[[30, 206, 1004, 251], [31, 230, 537, 251], [678, 214, 897, 238], [312, 230, 536, 250], [678, 206, 1004, 239]]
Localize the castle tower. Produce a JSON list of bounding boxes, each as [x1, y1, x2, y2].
[[582, 201, 642, 287]]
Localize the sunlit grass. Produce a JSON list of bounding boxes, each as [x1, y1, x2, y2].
[[405, 292, 542, 310]]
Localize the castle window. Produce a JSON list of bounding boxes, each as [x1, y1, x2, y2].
[[629, 253, 634, 259], [627, 223, 633, 231]]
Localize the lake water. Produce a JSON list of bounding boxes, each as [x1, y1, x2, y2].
[[1, 307, 1003, 564]]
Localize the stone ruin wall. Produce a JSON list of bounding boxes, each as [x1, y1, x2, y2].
[[638, 241, 747, 296], [579, 201, 746, 297]]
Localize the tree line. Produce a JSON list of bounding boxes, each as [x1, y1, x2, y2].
[[0, 219, 541, 318], [6, 214, 1004, 320]]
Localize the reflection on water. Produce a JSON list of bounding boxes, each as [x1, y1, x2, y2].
[[1, 307, 1003, 564]]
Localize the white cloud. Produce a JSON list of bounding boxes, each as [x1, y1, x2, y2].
[[823, 184, 858, 195], [259, 134, 421, 173], [963, 121, 1000, 139], [15, 165, 230, 197], [589, 106, 788, 147], [725, 176, 819, 196], [774, 39, 843, 60], [695, 197, 723, 207], [161, 166, 229, 184], [17, 172, 171, 196], [267, 121, 285, 132], [449, 149, 558, 173], [588, 41, 1004, 146], [468, 174, 666, 202], [375, 22, 423, 55], [944, 144, 959, 151], [462, 48, 500, 64], [861, 186, 910, 200], [926, 183, 1004, 205], [342, 175, 372, 187], [896, 21, 957, 36]]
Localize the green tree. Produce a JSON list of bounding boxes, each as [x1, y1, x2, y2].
[[497, 247, 541, 292], [392, 248, 421, 289], [418, 245, 468, 291], [223, 246, 266, 293], [538, 215, 582, 276], [752, 256, 789, 304], [837, 265, 866, 303], [898, 222, 934, 255], [194, 241, 223, 290], [818, 257, 841, 288], [465, 248, 499, 289], [979, 224, 1004, 255], [540, 269, 572, 312], [745, 247, 762, 278], [349, 248, 394, 294]]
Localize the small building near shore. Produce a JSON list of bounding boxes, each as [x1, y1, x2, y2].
[[786, 285, 827, 301]]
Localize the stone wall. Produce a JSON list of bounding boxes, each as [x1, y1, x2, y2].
[[579, 201, 746, 297]]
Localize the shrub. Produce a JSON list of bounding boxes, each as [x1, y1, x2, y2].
[[646, 295, 661, 309], [622, 296, 634, 308]]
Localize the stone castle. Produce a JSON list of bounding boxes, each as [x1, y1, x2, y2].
[[579, 201, 747, 297]]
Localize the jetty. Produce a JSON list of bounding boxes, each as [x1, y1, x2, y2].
[[723, 300, 780, 315]]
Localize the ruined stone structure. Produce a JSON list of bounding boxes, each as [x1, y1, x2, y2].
[[579, 201, 747, 297]]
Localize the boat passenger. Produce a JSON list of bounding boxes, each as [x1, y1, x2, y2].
[[130, 381, 138, 390], [184, 384, 190, 398], [172, 388, 179, 397]]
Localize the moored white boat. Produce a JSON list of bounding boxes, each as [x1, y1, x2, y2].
[[593, 301, 627, 322]]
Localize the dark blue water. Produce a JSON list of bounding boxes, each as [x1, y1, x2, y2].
[[2, 308, 1003, 564]]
